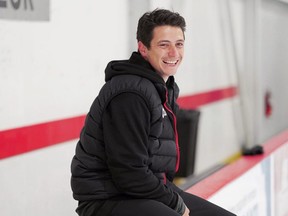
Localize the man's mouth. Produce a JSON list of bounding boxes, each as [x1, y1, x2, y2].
[[163, 60, 179, 65]]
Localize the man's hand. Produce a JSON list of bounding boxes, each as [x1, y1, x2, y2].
[[182, 206, 190, 216]]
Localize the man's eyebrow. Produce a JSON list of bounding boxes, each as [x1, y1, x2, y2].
[[157, 40, 170, 44], [157, 39, 185, 44]]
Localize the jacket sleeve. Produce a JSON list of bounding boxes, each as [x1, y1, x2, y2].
[[102, 92, 180, 210]]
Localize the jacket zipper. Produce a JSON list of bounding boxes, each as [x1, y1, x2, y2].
[[163, 90, 180, 172], [163, 173, 167, 184]]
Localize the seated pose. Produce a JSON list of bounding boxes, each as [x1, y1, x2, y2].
[[71, 8, 236, 216]]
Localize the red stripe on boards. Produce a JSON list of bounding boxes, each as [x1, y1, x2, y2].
[[177, 86, 237, 109], [185, 129, 288, 199], [0, 86, 237, 159], [0, 115, 86, 159]]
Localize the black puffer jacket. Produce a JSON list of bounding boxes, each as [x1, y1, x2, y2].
[[71, 52, 182, 209]]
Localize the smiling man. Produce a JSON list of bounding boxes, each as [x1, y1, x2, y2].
[[71, 9, 236, 216], [138, 25, 185, 81]]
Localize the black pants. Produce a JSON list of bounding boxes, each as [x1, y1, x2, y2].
[[76, 191, 236, 216]]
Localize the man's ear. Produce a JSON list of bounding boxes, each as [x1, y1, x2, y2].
[[138, 41, 148, 59]]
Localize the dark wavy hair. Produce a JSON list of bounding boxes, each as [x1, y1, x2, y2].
[[136, 8, 186, 48]]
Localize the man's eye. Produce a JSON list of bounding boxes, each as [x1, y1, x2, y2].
[[159, 43, 169, 48], [176, 43, 184, 48]]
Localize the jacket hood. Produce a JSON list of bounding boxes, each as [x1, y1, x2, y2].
[[105, 52, 166, 85]]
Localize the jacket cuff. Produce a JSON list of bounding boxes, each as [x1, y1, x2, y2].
[[172, 193, 186, 215]]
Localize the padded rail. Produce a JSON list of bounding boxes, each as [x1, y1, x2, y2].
[[185, 129, 288, 215]]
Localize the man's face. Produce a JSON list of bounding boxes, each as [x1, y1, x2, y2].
[[139, 25, 185, 81]]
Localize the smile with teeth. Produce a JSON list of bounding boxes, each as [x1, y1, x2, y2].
[[163, 60, 179, 65]]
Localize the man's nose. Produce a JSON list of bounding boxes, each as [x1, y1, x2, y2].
[[168, 45, 178, 57]]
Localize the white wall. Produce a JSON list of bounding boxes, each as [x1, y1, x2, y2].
[[0, 0, 129, 130], [257, 0, 288, 142], [0, 1, 129, 215], [0, 140, 77, 215], [173, 0, 243, 172]]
